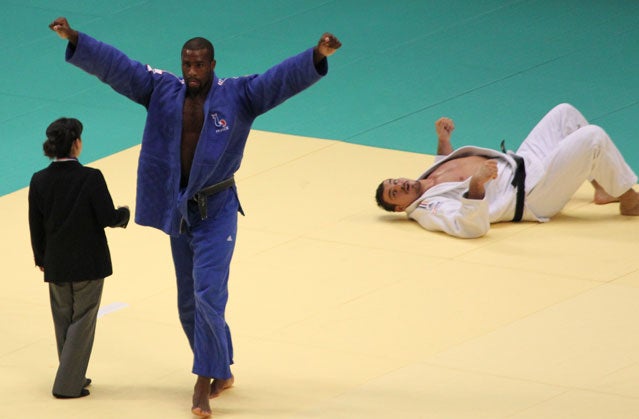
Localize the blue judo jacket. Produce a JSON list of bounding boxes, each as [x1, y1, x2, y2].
[[66, 33, 327, 236]]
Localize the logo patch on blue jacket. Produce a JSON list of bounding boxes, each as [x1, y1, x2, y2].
[[210, 112, 229, 133]]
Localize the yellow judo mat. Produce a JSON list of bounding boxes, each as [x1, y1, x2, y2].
[[2, 130, 639, 418]]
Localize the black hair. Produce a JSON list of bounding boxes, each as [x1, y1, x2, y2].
[[182, 37, 215, 62], [375, 181, 395, 212], [43, 117, 83, 159]]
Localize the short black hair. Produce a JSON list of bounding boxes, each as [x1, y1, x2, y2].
[[182, 37, 215, 62], [43, 117, 83, 159], [375, 181, 395, 212]]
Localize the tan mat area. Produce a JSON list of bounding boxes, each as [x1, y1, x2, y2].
[[2, 130, 638, 418]]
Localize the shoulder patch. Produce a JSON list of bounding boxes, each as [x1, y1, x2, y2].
[[146, 65, 179, 79], [145, 64, 164, 75], [217, 76, 242, 86], [418, 200, 441, 215]]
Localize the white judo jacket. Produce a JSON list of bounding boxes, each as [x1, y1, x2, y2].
[[404, 146, 542, 238]]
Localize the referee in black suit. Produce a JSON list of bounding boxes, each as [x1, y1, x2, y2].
[[28, 117, 129, 398]]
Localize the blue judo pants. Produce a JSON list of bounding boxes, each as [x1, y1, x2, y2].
[[170, 198, 237, 379]]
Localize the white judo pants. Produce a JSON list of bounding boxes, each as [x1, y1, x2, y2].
[[516, 103, 637, 218]]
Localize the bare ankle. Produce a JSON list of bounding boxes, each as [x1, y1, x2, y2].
[[192, 376, 212, 417], [210, 375, 234, 399]]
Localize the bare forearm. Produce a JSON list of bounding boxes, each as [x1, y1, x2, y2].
[[66, 29, 79, 45], [437, 138, 453, 155], [466, 178, 486, 200]]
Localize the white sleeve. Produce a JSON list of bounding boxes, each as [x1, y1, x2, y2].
[[408, 195, 490, 238]]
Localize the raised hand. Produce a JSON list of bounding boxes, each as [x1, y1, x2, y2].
[[435, 117, 455, 141], [316, 33, 342, 57], [435, 117, 455, 155], [49, 17, 78, 44], [475, 159, 498, 183], [467, 159, 498, 199]]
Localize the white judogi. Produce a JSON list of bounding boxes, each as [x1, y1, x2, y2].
[[405, 103, 637, 238]]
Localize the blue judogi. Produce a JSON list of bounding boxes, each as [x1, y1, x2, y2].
[[65, 33, 327, 378]]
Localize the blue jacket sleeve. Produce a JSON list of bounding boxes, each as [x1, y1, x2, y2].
[[65, 32, 155, 107], [245, 47, 327, 116]]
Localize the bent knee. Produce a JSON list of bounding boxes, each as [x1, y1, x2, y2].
[[578, 125, 609, 144], [553, 103, 577, 114]]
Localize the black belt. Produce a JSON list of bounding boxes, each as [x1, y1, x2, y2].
[[193, 176, 243, 220], [500, 140, 526, 222]]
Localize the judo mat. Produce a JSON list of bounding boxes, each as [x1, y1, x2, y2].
[[2, 1, 639, 418], [3, 132, 639, 418]]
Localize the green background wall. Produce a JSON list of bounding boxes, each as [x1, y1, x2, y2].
[[2, 0, 638, 195]]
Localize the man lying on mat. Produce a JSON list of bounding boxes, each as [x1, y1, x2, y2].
[[375, 103, 639, 238]]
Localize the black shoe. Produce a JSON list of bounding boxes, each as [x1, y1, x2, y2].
[[84, 378, 92, 388], [53, 389, 90, 399]]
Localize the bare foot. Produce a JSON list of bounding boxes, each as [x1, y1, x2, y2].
[[592, 180, 619, 205], [192, 376, 212, 417], [210, 375, 234, 399]]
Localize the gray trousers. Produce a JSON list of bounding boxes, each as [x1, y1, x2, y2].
[[49, 279, 104, 397]]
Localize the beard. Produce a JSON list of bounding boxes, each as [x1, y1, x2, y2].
[[185, 77, 211, 96]]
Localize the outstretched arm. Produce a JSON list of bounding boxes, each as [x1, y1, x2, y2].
[[245, 33, 341, 116], [48, 16, 156, 106], [49, 17, 78, 45], [435, 117, 454, 155], [313, 33, 342, 66]]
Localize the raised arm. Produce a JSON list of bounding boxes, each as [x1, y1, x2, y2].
[[48, 16, 156, 107], [435, 117, 454, 155], [244, 33, 341, 116]]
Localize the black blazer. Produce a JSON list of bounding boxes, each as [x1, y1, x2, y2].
[[28, 160, 130, 283]]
